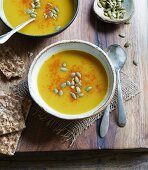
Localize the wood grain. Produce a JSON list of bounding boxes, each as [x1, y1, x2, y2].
[[0, 151, 148, 169], [0, 0, 147, 152]]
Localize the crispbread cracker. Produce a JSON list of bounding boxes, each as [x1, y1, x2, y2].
[[0, 46, 25, 79], [0, 98, 32, 156], [0, 91, 25, 135]]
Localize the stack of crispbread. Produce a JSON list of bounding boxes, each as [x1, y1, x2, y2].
[[0, 46, 31, 156], [0, 92, 32, 156]]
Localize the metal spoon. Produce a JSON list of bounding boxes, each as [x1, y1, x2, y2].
[[100, 44, 127, 137], [0, 18, 35, 44], [108, 44, 127, 127]]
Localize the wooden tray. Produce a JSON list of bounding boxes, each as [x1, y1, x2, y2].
[[0, 0, 147, 152]]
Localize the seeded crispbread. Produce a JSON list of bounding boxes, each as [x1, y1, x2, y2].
[[0, 98, 32, 156], [0, 46, 25, 79], [0, 91, 25, 135]]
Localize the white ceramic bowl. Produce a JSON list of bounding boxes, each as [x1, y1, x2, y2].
[[93, 0, 134, 24], [28, 40, 116, 120]]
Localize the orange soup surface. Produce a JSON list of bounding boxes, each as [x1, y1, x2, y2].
[[37, 50, 108, 115], [4, 0, 75, 36]]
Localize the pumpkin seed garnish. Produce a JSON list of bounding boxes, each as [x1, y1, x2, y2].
[[54, 88, 58, 94], [66, 81, 71, 86], [70, 92, 77, 100], [71, 80, 75, 86], [74, 76, 80, 83], [60, 67, 68, 72], [78, 93, 84, 97], [124, 41, 130, 48], [49, 11, 54, 18], [59, 90, 63, 96], [85, 86, 92, 92], [76, 86, 81, 94], [61, 83, 66, 88], [47, 6, 59, 20], [71, 86, 75, 89], [30, 13, 37, 18], [26, 0, 41, 18], [62, 63, 67, 67], [119, 33, 126, 38], [76, 72, 81, 78], [71, 72, 76, 78], [54, 7, 59, 12]]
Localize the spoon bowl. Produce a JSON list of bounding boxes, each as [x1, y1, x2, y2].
[[107, 44, 127, 70], [93, 0, 134, 24]]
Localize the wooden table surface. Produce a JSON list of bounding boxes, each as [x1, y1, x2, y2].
[[0, 0, 148, 154]]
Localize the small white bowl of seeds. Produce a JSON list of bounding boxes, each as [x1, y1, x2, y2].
[[93, 0, 134, 24]]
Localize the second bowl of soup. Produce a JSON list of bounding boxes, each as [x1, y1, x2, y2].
[[0, 0, 79, 37], [28, 40, 116, 119]]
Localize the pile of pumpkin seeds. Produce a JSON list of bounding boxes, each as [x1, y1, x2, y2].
[[97, 0, 126, 19], [45, 5, 60, 20], [26, 0, 41, 18], [42, 3, 61, 31], [53, 63, 93, 100]]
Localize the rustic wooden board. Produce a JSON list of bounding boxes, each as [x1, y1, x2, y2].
[[0, 0, 147, 152]]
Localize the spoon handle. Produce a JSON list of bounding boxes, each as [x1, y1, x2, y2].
[[0, 18, 35, 44], [117, 70, 126, 127], [100, 104, 110, 138]]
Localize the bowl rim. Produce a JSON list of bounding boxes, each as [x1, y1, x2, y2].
[[93, 0, 135, 24], [28, 40, 116, 120], [0, 0, 79, 38]]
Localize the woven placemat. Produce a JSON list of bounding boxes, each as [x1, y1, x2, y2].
[[12, 71, 140, 146]]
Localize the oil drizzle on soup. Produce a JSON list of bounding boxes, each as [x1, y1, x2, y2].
[[37, 51, 108, 115]]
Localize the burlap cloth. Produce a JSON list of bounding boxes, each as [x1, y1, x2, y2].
[[12, 72, 140, 146]]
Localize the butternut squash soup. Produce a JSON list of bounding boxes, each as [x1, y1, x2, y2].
[[3, 0, 75, 36], [37, 50, 108, 115]]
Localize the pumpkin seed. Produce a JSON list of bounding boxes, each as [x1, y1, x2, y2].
[[53, 14, 58, 18], [76, 72, 81, 78], [71, 80, 75, 86], [31, 3, 35, 8], [85, 86, 92, 92], [77, 82, 82, 87], [119, 33, 125, 38], [133, 60, 138, 66], [60, 67, 68, 72], [78, 93, 84, 97], [124, 41, 130, 48], [74, 76, 80, 83], [56, 26, 61, 31], [61, 83, 66, 88], [62, 63, 66, 67], [71, 72, 76, 78], [70, 92, 77, 100], [76, 86, 81, 94], [49, 11, 54, 18], [66, 81, 71, 86], [52, 9, 57, 14], [54, 88, 58, 94], [54, 7, 59, 12], [71, 86, 75, 89], [30, 13, 37, 18], [59, 90, 63, 96]]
